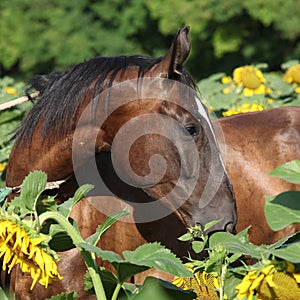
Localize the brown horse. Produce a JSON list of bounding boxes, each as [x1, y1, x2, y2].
[[216, 107, 300, 245], [4, 27, 237, 299]]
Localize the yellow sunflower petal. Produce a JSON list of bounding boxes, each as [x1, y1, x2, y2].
[[261, 264, 275, 275], [293, 273, 300, 283], [221, 76, 232, 84], [30, 237, 46, 246], [0, 219, 62, 289], [236, 277, 253, 294], [243, 87, 254, 96], [250, 273, 265, 291], [172, 277, 186, 289], [265, 273, 277, 289], [5, 86, 18, 96]]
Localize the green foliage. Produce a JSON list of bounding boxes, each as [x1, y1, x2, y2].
[[176, 160, 300, 298], [198, 61, 300, 117], [79, 242, 193, 279], [46, 291, 79, 300], [0, 0, 166, 79], [265, 160, 300, 232], [265, 192, 300, 231], [85, 208, 131, 246], [121, 277, 196, 300], [0, 77, 33, 187], [0, 171, 195, 300], [269, 160, 300, 184], [1, 0, 300, 80], [146, 0, 300, 78], [178, 220, 220, 254]]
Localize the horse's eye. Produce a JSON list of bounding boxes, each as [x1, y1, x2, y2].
[[184, 124, 198, 137]]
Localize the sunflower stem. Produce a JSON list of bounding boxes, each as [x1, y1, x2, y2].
[[111, 282, 122, 300], [38, 211, 107, 300], [219, 264, 227, 300]]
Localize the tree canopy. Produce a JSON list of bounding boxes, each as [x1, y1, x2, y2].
[[1, 0, 299, 80]]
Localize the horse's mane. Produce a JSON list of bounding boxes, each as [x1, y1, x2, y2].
[[15, 55, 195, 145]]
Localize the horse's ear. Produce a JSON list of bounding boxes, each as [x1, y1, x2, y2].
[[157, 26, 191, 77]]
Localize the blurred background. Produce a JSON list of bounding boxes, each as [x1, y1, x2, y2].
[[1, 0, 300, 81]]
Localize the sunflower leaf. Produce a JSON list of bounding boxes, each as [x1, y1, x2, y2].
[[128, 276, 196, 300], [77, 242, 124, 263], [269, 160, 300, 184], [85, 207, 130, 246], [271, 242, 300, 263], [265, 191, 300, 231], [192, 241, 205, 253], [0, 187, 12, 204], [20, 171, 47, 211], [58, 184, 93, 218], [122, 242, 193, 278], [46, 291, 79, 300]]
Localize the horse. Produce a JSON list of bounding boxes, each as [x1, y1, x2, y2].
[[216, 107, 300, 245], [4, 27, 237, 299]]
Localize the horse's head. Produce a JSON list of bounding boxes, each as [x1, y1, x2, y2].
[[72, 27, 237, 234]]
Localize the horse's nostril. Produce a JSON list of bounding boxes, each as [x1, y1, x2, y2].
[[225, 222, 236, 234]]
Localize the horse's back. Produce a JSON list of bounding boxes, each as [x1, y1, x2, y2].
[[215, 106, 300, 244]]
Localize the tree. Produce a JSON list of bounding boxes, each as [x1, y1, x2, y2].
[[146, 0, 300, 78], [0, 0, 167, 80], [1, 0, 300, 80]]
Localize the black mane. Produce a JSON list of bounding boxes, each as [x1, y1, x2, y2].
[[15, 55, 195, 144]]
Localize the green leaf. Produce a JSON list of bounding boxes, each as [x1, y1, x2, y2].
[[122, 277, 196, 300], [0, 286, 10, 300], [271, 242, 300, 263], [77, 242, 124, 263], [209, 229, 270, 259], [122, 242, 193, 277], [8, 196, 32, 217], [224, 272, 242, 300], [265, 191, 300, 231], [113, 262, 149, 283], [46, 291, 78, 300], [269, 160, 300, 184], [85, 207, 130, 245], [84, 268, 118, 298], [0, 187, 12, 203], [48, 224, 75, 252], [177, 232, 193, 242], [281, 60, 299, 70], [20, 171, 47, 210], [72, 184, 94, 206], [204, 219, 221, 232], [208, 72, 226, 81], [205, 249, 226, 275], [58, 184, 93, 218], [36, 195, 58, 215], [192, 241, 205, 253]]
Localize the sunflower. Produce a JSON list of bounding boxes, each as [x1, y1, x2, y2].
[[0, 219, 62, 289], [284, 64, 300, 84], [173, 269, 221, 300], [5, 86, 18, 97], [222, 103, 264, 117], [236, 262, 300, 300], [0, 163, 6, 172], [233, 66, 266, 96], [221, 76, 232, 84]]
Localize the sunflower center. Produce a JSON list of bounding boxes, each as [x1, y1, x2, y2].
[[292, 69, 300, 83], [241, 71, 261, 89]]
